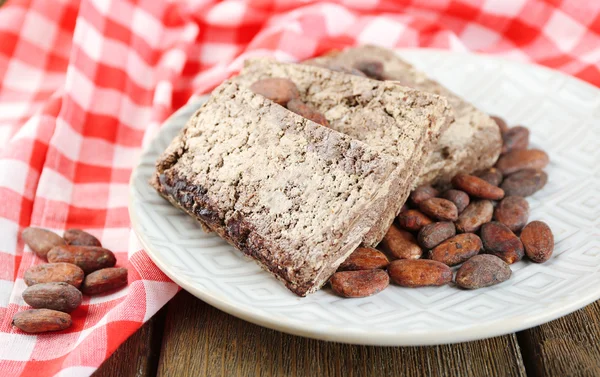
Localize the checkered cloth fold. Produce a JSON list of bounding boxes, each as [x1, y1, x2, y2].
[[0, 0, 598, 376]]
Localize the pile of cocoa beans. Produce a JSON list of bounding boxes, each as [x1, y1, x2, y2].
[[12, 228, 128, 333], [330, 116, 554, 298]]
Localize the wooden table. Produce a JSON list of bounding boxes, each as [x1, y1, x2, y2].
[[92, 291, 600, 377]]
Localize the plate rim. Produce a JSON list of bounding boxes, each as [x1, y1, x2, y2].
[[129, 48, 600, 346]]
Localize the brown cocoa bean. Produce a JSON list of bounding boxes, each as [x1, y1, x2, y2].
[[330, 270, 389, 298], [452, 174, 505, 200], [24, 263, 84, 288], [249, 78, 299, 106], [419, 198, 458, 221], [388, 260, 452, 287], [396, 209, 433, 232], [494, 196, 529, 232], [22, 227, 65, 258], [338, 247, 389, 271], [477, 167, 503, 186], [63, 229, 101, 247], [441, 189, 470, 213], [47, 245, 116, 273], [502, 126, 529, 154], [409, 185, 440, 206], [495, 149, 549, 175], [286, 99, 329, 127], [490, 115, 509, 134], [22, 282, 82, 313], [521, 221, 554, 263], [379, 225, 422, 260], [429, 233, 482, 266], [455, 254, 511, 289], [82, 267, 128, 295], [12, 309, 72, 333], [418, 222, 456, 249], [481, 222, 524, 264], [455, 200, 494, 233], [353, 60, 384, 80], [500, 169, 548, 197]]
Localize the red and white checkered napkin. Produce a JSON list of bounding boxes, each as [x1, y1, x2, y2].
[[0, 0, 598, 375]]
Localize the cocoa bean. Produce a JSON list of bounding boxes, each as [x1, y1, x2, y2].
[[452, 174, 504, 200], [387, 260, 452, 287], [502, 126, 529, 154], [429, 233, 482, 266], [330, 270, 389, 298], [521, 221, 554, 263], [419, 198, 458, 221], [63, 229, 101, 247], [495, 149, 549, 175], [287, 99, 329, 127], [441, 189, 470, 213], [12, 309, 72, 333], [455, 254, 511, 289], [396, 209, 433, 232], [418, 222, 456, 249], [490, 115, 509, 134], [476, 167, 503, 186], [494, 196, 529, 232], [22, 282, 82, 313], [500, 169, 548, 197], [338, 247, 389, 271], [82, 268, 128, 295], [455, 200, 494, 233], [22, 227, 65, 258], [409, 185, 439, 206], [47, 246, 116, 273], [24, 263, 84, 288], [481, 222, 524, 264], [379, 225, 422, 260]]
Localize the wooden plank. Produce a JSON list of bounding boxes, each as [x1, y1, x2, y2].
[[92, 307, 166, 377], [517, 300, 600, 377], [158, 291, 527, 377]]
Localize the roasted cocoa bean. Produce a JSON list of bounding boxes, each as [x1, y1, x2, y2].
[[409, 185, 440, 206], [47, 246, 116, 273], [452, 174, 504, 200], [455, 200, 494, 233], [495, 149, 549, 175], [396, 209, 432, 232], [494, 196, 529, 232], [502, 126, 529, 154], [418, 222, 456, 249], [441, 189, 470, 213], [338, 247, 389, 271], [419, 198, 458, 221], [388, 260, 452, 287], [455, 254, 511, 289], [429, 233, 482, 266], [82, 268, 128, 295], [22, 227, 65, 258], [12, 309, 72, 333], [481, 222, 524, 264], [500, 169, 548, 197], [353, 60, 385, 80], [22, 282, 82, 313], [63, 229, 101, 247], [24, 263, 84, 288], [330, 270, 389, 298], [477, 167, 503, 186], [521, 221, 554, 263], [379, 225, 422, 260]]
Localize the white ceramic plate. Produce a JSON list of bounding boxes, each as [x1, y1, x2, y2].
[[129, 49, 600, 346]]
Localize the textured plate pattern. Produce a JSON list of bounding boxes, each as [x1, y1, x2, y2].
[[129, 50, 600, 345]]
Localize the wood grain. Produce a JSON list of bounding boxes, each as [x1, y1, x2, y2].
[[518, 300, 600, 377], [93, 307, 166, 377], [158, 291, 527, 377]]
